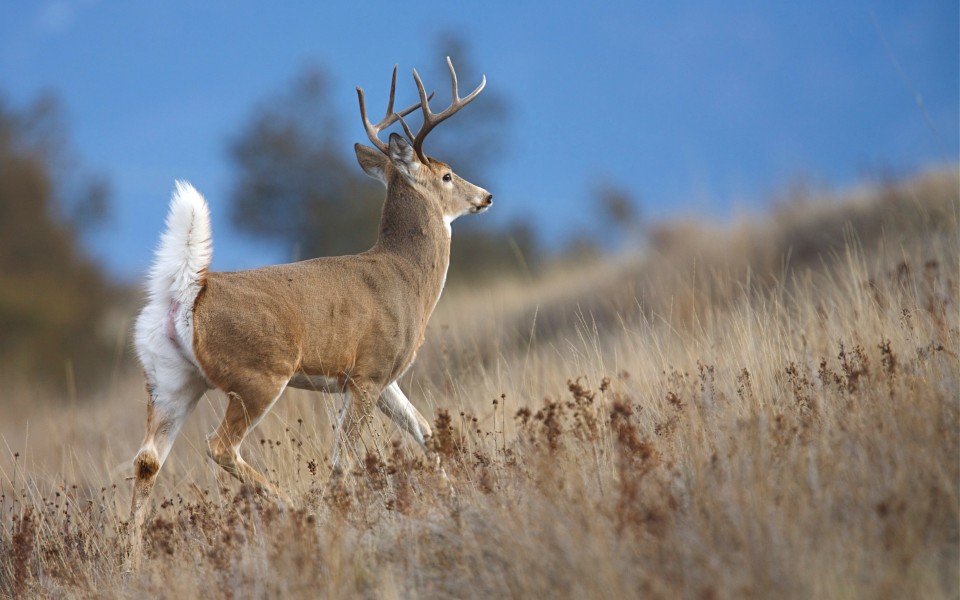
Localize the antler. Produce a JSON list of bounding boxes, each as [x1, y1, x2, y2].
[[356, 65, 434, 155], [409, 56, 486, 163]]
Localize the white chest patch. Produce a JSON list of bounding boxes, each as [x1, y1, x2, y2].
[[442, 214, 454, 238]]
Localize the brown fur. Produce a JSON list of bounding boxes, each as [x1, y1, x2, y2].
[[193, 167, 452, 386]]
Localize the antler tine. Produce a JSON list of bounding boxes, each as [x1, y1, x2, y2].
[[396, 113, 417, 144], [446, 56, 459, 103], [356, 86, 387, 154], [357, 64, 434, 155], [411, 56, 486, 163], [412, 67, 432, 118], [384, 65, 398, 121]]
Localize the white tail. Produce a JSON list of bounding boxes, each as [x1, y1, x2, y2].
[[147, 181, 212, 307], [126, 58, 491, 569]]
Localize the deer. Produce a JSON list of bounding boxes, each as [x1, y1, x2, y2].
[[127, 57, 491, 567]]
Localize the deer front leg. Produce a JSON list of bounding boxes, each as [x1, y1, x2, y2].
[[377, 382, 432, 451], [376, 381, 450, 480]]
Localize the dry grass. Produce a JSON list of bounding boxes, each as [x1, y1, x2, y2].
[[0, 168, 957, 598]]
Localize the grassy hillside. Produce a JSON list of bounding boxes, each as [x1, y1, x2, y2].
[[0, 168, 957, 598]]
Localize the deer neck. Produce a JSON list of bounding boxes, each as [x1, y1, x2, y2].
[[374, 177, 451, 313]]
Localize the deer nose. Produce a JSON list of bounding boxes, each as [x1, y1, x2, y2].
[[481, 193, 493, 207]]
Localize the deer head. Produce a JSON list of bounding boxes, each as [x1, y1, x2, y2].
[[354, 57, 493, 227]]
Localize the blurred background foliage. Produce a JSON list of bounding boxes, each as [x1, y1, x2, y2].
[[0, 92, 118, 394]]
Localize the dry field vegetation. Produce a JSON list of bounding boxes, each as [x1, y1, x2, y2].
[[0, 168, 957, 598]]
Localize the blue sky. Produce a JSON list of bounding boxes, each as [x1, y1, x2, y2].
[[2, 1, 957, 280]]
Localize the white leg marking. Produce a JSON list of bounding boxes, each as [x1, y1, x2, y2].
[[377, 381, 431, 449]]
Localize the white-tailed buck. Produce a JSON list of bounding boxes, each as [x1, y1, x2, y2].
[[128, 58, 491, 566]]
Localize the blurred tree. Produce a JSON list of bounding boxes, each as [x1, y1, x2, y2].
[[596, 182, 642, 242], [0, 92, 116, 394], [228, 66, 383, 257], [227, 37, 538, 284]]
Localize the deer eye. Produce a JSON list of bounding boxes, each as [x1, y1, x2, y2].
[[442, 173, 452, 183]]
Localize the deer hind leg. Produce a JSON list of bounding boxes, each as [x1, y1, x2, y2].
[[330, 379, 381, 476], [206, 375, 291, 502], [128, 368, 207, 570]]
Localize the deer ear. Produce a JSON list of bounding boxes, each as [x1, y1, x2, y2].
[[388, 133, 420, 179], [355, 143, 388, 185]]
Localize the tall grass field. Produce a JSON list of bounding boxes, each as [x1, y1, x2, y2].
[[1, 169, 957, 598]]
